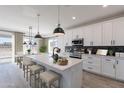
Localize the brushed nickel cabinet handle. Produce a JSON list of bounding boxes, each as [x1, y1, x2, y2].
[[111, 40, 112, 45], [105, 59, 111, 61], [88, 57, 92, 59], [88, 61, 92, 64], [113, 64, 115, 69], [113, 40, 115, 45], [88, 67, 93, 69], [116, 60, 118, 64]]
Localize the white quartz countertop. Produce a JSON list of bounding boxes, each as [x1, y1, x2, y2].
[[82, 53, 124, 60], [26, 53, 82, 71]]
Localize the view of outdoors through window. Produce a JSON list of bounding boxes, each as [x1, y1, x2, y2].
[[0, 36, 12, 63]]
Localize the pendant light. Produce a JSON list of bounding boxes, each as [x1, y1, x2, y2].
[[34, 14, 42, 38], [29, 26, 32, 45], [23, 41, 27, 45], [53, 5, 65, 36]]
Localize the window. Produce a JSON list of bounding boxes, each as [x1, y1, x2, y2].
[[48, 37, 58, 55]]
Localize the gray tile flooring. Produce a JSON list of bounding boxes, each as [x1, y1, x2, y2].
[[0, 62, 29, 88], [1, 58, 124, 88]]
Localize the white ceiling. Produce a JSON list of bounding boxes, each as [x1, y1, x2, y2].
[[0, 5, 124, 37]]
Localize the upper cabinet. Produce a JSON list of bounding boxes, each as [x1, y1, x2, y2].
[[84, 25, 92, 46], [113, 17, 124, 46], [66, 31, 72, 46], [84, 23, 102, 46], [55, 16, 124, 47], [92, 23, 102, 46], [102, 20, 113, 46]]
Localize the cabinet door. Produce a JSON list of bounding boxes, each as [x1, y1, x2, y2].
[[77, 27, 85, 39], [56, 36, 64, 52], [102, 58, 116, 78], [102, 21, 113, 46], [84, 26, 92, 46], [65, 31, 72, 46], [92, 23, 102, 46], [72, 29, 78, 40], [113, 17, 124, 46], [116, 59, 124, 81], [63, 31, 68, 46]]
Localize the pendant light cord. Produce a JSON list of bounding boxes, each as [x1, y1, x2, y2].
[[37, 14, 40, 33], [29, 26, 30, 41], [58, 5, 60, 27]]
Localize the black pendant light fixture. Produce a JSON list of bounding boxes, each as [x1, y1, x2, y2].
[[23, 41, 27, 45], [53, 5, 65, 36], [34, 14, 42, 38]]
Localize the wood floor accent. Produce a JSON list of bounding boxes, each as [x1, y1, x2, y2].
[[1, 62, 124, 88], [82, 70, 124, 88], [0, 63, 29, 88]]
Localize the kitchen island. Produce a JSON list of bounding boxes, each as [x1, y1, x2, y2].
[[26, 53, 82, 88]]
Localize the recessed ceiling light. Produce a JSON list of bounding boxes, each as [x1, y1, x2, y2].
[[102, 5, 108, 8], [72, 16, 76, 20]]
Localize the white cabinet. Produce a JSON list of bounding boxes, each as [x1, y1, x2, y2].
[[83, 55, 101, 74], [116, 59, 124, 81], [67, 31, 73, 46], [101, 58, 116, 78], [102, 20, 113, 46], [78, 27, 85, 39], [72, 29, 78, 40], [113, 17, 124, 46], [82, 54, 124, 81], [83, 23, 102, 46], [92, 23, 102, 46], [63, 31, 68, 46], [84, 26, 92, 46], [56, 36, 65, 52]]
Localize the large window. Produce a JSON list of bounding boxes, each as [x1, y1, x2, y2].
[[0, 36, 12, 58]]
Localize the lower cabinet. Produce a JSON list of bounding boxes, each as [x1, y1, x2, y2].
[[116, 59, 124, 81], [83, 64, 101, 74], [82, 55, 124, 81], [101, 58, 116, 78], [82, 55, 101, 74]]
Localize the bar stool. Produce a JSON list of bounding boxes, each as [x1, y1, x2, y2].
[[15, 52, 23, 68], [23, 57, 35, 81], [29, 65, 45, 88], [16, 56, 23, 68], [39, 71, 61, 88]]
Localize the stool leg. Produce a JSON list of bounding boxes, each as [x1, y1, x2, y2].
[[58, 79, 61, 88], [38, 72, 40, 88], [30, 70, 32, 87], [24, 65, 25, 78], [34, 73, 36, 88], [20, 62, 22, 69], [48, 83, 51, 88], [40, 79, 43, 88], [26, 66, 28, 81]]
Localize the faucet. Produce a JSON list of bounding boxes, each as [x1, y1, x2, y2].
[[52, 47, 61, 62]]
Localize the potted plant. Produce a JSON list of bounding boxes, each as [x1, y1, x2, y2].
[[27, 49, 31, 54], [39, 45, 47, 53]]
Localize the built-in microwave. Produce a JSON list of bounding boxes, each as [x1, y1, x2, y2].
[[72, 38, 84, 46]]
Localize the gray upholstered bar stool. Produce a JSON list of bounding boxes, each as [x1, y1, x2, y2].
[[29, 65, 45, 88], [39, 71, 61, 88], [23, 57, 35, 81]]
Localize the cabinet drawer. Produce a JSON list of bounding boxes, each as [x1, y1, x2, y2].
[[83, 63, 101, 74], [102, 58, 115, 62], [83, 58, 101, 66]]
